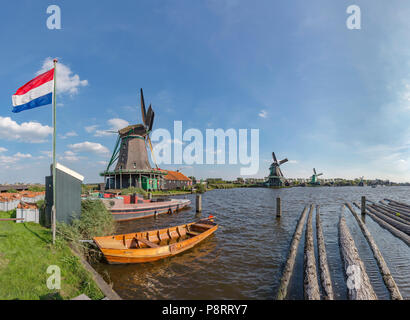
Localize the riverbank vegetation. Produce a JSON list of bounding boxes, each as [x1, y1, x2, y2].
[[207, 183, 258, 190], [57, 200, 115, 257], [119, 187, 147, 197], [0, 209, 104, 300]]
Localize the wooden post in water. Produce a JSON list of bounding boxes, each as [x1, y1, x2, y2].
[[276, 197, 282, 217], [148, 192, 152, 200], [196, 194, 202, 213], [361, 196, 366, 215]]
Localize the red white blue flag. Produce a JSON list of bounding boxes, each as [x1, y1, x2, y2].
[[12, 68, 55, 113]]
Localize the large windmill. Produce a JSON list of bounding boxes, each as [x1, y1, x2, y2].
[[266, 152, 288, 187], [101, 89, 167, 190], [309, 168, 323, 185]]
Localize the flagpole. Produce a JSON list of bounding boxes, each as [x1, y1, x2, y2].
[[52, 58, 58, 245]]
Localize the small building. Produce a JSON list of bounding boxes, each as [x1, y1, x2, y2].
[[20, 191, 45, 203], [0, 193, 21, 211], [45, 163, 84, 226], [16, 202, 39, 223], [163, 170, 192, 190]]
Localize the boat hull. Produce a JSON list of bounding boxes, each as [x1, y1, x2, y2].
[[94, 220, 218, 264], [110, 199, 191, 222]]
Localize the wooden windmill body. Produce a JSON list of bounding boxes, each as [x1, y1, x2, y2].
[[101, 89, 167, 191], [266, 152, 288, 187]]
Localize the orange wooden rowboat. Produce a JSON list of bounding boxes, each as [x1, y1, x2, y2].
[[93, 217, 218, 264]]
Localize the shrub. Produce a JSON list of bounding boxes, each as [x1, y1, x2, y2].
[[57, 200, 115, 258], [120, 187, 147, 197], [195, 183, 206, 193], [28, 185, 45, 192]]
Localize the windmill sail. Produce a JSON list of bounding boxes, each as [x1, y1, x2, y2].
[[140, 88, 147, 124]]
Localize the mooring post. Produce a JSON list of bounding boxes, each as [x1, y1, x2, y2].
[[361, 196, 366, 215], [148, 192, 152, 200], [196, 194, 202, 213], [276, 197, 282, 217]]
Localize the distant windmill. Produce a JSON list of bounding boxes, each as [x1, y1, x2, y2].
[[310, 168, 323, 185], [358, 176, 365, 187], [266, 152, 288, 187]]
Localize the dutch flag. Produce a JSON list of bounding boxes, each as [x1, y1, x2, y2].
[[12, 68, 55, 113]]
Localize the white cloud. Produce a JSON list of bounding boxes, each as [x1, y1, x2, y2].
[[0, 147, 7, 152], [0, 116, 52, 143], [85, 125, 98, 133], [94, 118, 129, 137], [60, 131, 78, 139], [0, 152, 32, 165], [37, 58, 88, 95], [258, 110, 268, 118], [68, 141, 109, 155], [59, 150, 82, 162], [14, 152, 32, 158]]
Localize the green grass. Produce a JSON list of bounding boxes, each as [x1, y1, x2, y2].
[[0, 210, 104, 300], [28, 185, 45, 192], [151, 190, 192, 196], [207, 183, 257, 190]]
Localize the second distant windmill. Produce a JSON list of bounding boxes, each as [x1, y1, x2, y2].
[[309, 168, 323, 186]]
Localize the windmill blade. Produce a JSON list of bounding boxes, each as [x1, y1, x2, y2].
[[317, 173, 323, 176], [313, 168, 317, 175], [140, 88, 147, 125], [272, 152, 278, 164], [145, 105, 154, 131], [146, 135, 159, 169], [148, 111, 155, 132], [104, 130, 118, 134], [279, 158, 288, 165], [277, 167, 284, 177]]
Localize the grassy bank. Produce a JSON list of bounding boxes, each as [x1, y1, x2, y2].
[[207, 183, 258, 190], [0, 210, 104, 300], [152, 190, 192, 196]]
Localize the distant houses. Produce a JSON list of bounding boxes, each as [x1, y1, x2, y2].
[[163, 170, 192, 190], [0, 190, 45, 223]]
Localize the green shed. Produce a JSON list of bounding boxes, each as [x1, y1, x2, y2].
[[45, 163, 84, 226]]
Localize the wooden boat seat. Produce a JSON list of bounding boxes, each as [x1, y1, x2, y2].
[[137, 238, 160, 248], [187, 231, 201, 237], [192, 223, 213, 229]]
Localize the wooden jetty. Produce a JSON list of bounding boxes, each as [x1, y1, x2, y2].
[[276, 206, 309, 300], [353, 202, 410, 246], [316, 205, 334, 300], [339, 215, 377, 300], [303, 204, 320, 300], [275, 197, 406, 300], [345, 203, 402, 300]]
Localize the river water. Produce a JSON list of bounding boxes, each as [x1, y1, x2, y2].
[[93, 186, 410, 300]]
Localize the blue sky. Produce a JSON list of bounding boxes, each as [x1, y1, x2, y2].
[[1, 0, 410, 183]]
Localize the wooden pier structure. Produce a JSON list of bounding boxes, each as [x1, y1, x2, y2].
[[275, 196, 405, 300]]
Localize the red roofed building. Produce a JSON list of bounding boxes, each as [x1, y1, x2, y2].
[[163, 170, 192, 190]]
